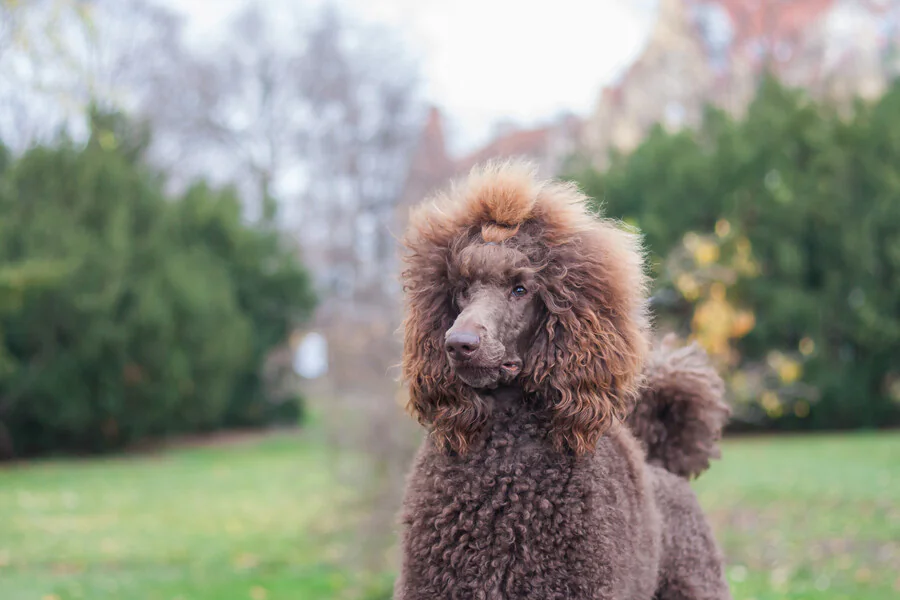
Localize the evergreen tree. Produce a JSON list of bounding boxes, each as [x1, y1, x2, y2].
[[573, 76, 900, 430], [0, 112, 315, 457]]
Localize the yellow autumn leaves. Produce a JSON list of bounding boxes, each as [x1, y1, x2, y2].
[[673, 224, 759, 364], [692, 282, 756, 359], [669, 222, 818, 420]]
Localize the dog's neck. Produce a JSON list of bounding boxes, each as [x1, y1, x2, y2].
[[480, 383, 544, 419], [465, 383, 557, 453], [481, 383, 524, 404]]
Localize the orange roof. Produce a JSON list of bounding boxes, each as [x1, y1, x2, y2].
[[456, 127, 553, 172]]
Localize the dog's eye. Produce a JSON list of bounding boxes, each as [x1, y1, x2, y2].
[[511, 285, 527, 298]]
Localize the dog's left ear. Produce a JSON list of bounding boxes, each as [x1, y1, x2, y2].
[[525, 217, 649, 455]]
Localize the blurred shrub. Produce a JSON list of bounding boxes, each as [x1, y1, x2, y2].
[[574, 75, 900, 431], [0, 111, 315, 457]]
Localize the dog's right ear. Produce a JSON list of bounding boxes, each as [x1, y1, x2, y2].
[[401, 244, 488, 455]]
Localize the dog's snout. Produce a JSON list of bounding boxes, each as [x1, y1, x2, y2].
[[445, 331, 481, 361]]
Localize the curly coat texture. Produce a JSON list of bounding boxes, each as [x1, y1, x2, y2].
[[396, 162, 731, 599]]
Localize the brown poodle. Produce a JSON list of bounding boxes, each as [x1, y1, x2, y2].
[[395, 162, 732, 599]]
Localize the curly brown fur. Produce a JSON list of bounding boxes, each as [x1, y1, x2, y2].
[[396, 162, 731, 599], [627, 334, 731, 479]]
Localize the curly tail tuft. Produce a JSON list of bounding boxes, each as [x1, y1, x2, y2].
[[626, 335, 730, 479]]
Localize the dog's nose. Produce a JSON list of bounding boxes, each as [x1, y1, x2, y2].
[[445, 331, 480, 361]]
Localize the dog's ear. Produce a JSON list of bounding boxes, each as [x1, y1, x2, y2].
[[525, 220, 649, 455], [401, 243, 487, 454]]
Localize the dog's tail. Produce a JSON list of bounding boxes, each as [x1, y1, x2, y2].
[[626, 335, 730, 479]]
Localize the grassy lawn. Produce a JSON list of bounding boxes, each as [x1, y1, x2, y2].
[[695, 432, 900, 600], [0, 433, 369, 600], [0, 431, 898, 600]]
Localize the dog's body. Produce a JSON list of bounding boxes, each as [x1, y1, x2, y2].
[[396, 163, 731, 599]]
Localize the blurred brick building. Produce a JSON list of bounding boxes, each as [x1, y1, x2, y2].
[[582, 0, 900, 165], [397, 107, 582, 218], [399, 1, 900, 198]]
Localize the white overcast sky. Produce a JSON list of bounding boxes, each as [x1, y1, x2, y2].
[[160, 0, 658, 154]]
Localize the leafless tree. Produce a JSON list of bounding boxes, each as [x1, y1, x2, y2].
[[0, 0, 183, 150], [133, 3, 306, 220], [132, 4, 421, 311], [298, 8, 420, 305]]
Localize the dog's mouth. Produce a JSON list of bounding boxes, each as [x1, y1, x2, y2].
[[452, 360, 522, 389], [500, 360, 521, 375]]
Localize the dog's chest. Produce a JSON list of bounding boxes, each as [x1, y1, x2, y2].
[[406, 429, 610, 598]]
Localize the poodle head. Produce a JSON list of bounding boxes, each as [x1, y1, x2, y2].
[[401, 161, 650, 455]]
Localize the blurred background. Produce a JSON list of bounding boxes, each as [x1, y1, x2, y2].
[[1, 0, 899, 598]]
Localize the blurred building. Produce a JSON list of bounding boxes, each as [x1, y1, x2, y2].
[[398, 1, 900, 195], [582, 0, 900, 166], [397, 107, 582, 224]]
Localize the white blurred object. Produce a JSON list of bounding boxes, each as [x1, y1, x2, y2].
[[293, 332, 329, 379]]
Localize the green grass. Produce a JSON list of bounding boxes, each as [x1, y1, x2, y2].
[[695, 432, 900, 600], [1, 431, 898, 600], [0, 433, 366, 600]]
